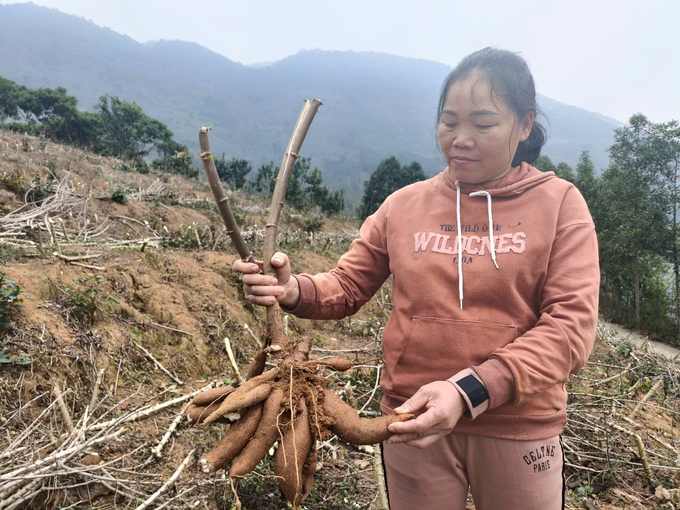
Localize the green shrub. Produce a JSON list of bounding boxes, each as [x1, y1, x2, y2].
[[136, 159, 150, 174], [111, 185, 130, 204], [0, 271, 22, 337], [304, 217, 325, 233], [27, 173, 54, 203], [65, 276, 119, 327], [0, 343, 31, 366], [0, 172, 30, 196]]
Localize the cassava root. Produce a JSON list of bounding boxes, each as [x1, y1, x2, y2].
[[187, 347, 414, 507], [193, 105, 413, 508]]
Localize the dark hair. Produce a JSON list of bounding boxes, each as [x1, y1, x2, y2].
[[436, 47, 547, 167]]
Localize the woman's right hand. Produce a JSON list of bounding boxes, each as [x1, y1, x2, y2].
[[232, 252, 300, 309]]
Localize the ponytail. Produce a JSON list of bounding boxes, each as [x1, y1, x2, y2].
[[512, 120, 547, 167]]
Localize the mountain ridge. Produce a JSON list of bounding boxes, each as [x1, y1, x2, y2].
[[0, 2, 620, 204]]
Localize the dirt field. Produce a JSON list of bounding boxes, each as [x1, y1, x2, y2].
[[2, 131, 680, 509]]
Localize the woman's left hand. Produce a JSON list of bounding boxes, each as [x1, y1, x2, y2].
[[386, 381, 467, 448]]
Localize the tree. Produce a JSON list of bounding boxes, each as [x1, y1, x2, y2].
[[286, 156, 312, 211], [358, 156, 426, 219], [598, 114, 671, 328], [655, 121, 680, 340], [42, 110, 101, 148], [575, 151, 598, 209], [253, 162, 275, 195], [151, 139, 198, 179], [1, 80, 101, 148], [94, 94, 172, 161], [534, 155, 556, 174], [554, 162, 575, 183], [0, 77, 198, 176], [250, 158, 344, 215], [215, 156, 252, 190], [0, 77, 21, 121], [535, 155, 575, 182], [305, 167, 345, 215], [16, 86, 78, 127]]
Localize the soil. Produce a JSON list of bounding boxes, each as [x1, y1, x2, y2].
[[3, 130, 680, 509], [0, 130, 387, 509]]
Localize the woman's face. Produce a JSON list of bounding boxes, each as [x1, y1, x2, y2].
[[438, 74, 534, 185]]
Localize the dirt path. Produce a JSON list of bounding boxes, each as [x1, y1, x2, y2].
[[604, 322, 680, 360]]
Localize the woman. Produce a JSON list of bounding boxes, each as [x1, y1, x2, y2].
[[234, 48, 599, 510]]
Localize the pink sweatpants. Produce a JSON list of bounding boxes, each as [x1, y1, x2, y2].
[[382, 433, 564, 510]]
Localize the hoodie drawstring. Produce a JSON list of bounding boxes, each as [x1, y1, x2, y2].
[[455, 183, 500, 310], [455, 181, 464, 310], [469, 190, 500, 270]]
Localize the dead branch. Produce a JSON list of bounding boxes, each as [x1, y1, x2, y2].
[[88, 368, 105, 414], [134, 449, 194, 510], [134, 342, 184, 386], [48, 219, 61, 254], [149, 322, 193, 336], [224, 337, 245, 386], [151, 413, 184, 458], [89, 383, 213, 431], [243, 323, 261, 348], [631, 378, 663, 419], [56, 253, 102, 262], [53, 384, 74, 433], [374, 443, 389, 510]]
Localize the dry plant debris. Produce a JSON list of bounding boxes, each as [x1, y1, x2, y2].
[[6, 126, 680, 509]]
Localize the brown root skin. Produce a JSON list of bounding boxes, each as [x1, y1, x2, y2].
[[204, 383, 272, 425], [301, 443, 317, 502], [185, 403, 233, 424], [274, 398, 312, 507], [282, 337, 312, 363], [203, 368, 279, 424], [191, 386, 235, 406], [246, 350, 267, 380], [307, 358, 354, 372], [229, 388, 285, 478], [199, 403, 263, 473], [323, 389, 414, 445]]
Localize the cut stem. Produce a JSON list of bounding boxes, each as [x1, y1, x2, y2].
[[134, 449, 195, 510], [224, 337, 245, 386], [53, 384, 74, 433], [262, 99, 322, 350], [199, 127, 253, 263]]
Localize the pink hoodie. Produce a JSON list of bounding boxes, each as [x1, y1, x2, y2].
[[286, 162, 599, 440]]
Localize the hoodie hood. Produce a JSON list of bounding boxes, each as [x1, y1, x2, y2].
[[441, 161, 556, 197]]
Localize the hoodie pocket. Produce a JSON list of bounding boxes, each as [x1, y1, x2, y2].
[[392, 316, 518, 397]]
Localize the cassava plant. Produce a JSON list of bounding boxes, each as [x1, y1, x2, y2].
[[191, 100, 412, 508]]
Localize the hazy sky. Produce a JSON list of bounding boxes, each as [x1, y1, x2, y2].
[[4, 0, 678, 123]]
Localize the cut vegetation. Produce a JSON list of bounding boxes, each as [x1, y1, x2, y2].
[[2, 128, 680, 509]]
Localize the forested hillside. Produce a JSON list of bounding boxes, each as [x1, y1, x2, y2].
[[0, 2, 621, 204]]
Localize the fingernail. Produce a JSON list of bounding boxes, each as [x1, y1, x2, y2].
[[273, 257, 282, 264], [394, 406, 404, 413], [278, 287, 285, 295], [271, 278, 278, 285], [251, 265, 259, 271]]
